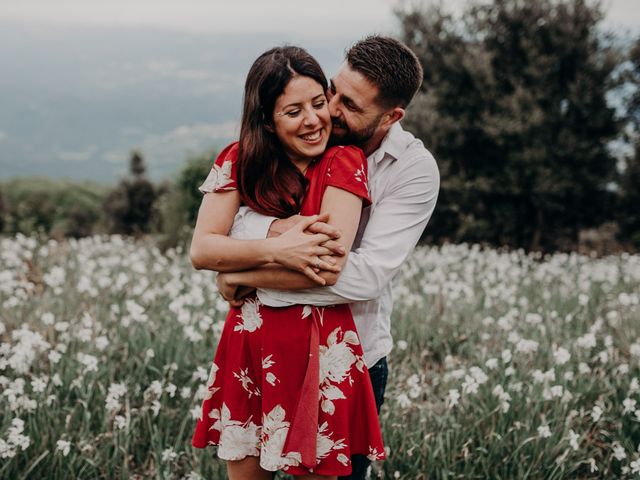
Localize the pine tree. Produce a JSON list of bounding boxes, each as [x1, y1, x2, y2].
[[103, 151, 158, 235], [618, 37, 640, 248], [399, 0, 622, 250]]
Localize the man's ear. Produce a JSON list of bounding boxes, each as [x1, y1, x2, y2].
[[381, 107, 405, 128]]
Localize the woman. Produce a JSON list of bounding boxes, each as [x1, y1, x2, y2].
[[190, 46, 384, 479]]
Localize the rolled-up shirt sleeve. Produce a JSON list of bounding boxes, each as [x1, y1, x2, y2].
[[229, 206, 277, 240], [259, 149, 440, 306]]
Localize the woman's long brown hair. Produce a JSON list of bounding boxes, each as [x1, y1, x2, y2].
[[237, 46, 328, 218]]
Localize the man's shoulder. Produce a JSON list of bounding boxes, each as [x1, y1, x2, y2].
[[386, 124, 438, 171], [323, 145, 366, 161]]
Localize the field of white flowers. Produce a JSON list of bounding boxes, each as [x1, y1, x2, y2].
[[1, 234, 640, 479]]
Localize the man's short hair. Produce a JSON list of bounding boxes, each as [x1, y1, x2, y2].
[[345, 35, 423, 109]]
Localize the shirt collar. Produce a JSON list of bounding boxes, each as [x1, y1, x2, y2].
[[369, 122, 406, 164]]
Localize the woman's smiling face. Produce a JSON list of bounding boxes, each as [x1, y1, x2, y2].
[[272, 75, 331, 167]]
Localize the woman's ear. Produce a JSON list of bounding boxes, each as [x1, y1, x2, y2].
[[262, 110, 275, 133]]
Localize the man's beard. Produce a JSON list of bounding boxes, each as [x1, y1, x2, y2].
[[328, 114, 383, 148]]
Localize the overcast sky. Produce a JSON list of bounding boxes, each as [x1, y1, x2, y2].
[[1, 0, 639, 181], [2, 0, 639, 36]]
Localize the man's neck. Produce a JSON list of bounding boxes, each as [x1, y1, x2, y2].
[[361, 128, 389, 157]]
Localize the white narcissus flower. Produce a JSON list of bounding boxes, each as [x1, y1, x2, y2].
[[612, 442, 627, 461], [591, 405, 603, 422], [537, 425, 552, 439], [553, 346, 571, 365], [114, 415, 127, 430], [623, 398, 637, 414], [485, 358, 498, 370], [568, 430, 580, 451], [397, 393, 412, 409], [161, 447, 177, 463], [56, 439, 71, 456]]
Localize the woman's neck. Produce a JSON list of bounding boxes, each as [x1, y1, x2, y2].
[[290, 157, 313, 174]]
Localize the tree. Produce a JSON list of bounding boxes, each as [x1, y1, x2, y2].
[[618, 37, 640, 248], [103, 151, 158, 235], [0, 178, 106, 237], [399, 0, 622, 250], [129, 151, 146, 177], [156, 152, 216, 250], [0, 187, 6, 233]]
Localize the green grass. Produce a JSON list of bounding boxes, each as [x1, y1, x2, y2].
[[1, 237, 639, 479]]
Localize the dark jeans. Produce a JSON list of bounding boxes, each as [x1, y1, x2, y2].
[[339, 356, 388, 480]]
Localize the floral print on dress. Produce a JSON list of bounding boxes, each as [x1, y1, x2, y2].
[[234, 368, 261, 398], [201, 363, 220, 404], [318, 327, 363, 414], [198, 142, 239, 194], [323, 146, 371, 207], [354, 165, 369, 196], [191, 144, 385, 476], [367, 446, 386, 462], [210, 403, 261, 460], [199, 158, 235, 193], [233, 298, 262, 333], [260, 405, 302, 471], [316, 421, 347, 460]]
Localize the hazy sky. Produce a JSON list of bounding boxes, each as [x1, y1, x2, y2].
[[2, 0, 639, 35], [1, 0, 639, 181]]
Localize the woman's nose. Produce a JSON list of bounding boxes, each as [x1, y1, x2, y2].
[[302, 108, 320, 126]]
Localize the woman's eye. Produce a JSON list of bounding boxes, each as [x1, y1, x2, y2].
[[313, 100, 326, 109], [285, 110, 301, 118]]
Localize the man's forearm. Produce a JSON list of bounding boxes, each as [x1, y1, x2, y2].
[[256, 151, 440, 306], [228, 266, 338, 291], [257, 249, 386, 306]]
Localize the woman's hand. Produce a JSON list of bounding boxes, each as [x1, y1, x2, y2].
[[270, 214, 344, 284]]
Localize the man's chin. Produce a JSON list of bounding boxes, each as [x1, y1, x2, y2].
[[328, 132, 345, 147]]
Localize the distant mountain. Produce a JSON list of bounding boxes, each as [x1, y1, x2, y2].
[[0, 22, 349, 183]]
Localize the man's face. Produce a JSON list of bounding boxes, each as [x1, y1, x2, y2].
[[327, 62, 386, 149]]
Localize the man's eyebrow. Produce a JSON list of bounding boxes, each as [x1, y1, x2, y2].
[[329, 79, 363, 112], [342, 94, 362, 112]]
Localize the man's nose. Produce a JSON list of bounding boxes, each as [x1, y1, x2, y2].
[[327, 94, 340, 117]]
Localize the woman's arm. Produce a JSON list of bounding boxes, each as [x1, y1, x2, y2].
[[219, 186, 363, 293], [190, 190, 342, 282]]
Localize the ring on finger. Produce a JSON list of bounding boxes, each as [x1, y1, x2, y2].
[[314, 258, 321, 269]]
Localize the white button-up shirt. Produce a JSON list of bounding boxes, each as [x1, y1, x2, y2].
[[230, 123, 440, 367]]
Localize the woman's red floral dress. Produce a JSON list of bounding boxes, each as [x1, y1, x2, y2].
[[191, 143, 385, 476]]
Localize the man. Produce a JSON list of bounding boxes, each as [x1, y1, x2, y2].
[[220, 36, 439, 479]]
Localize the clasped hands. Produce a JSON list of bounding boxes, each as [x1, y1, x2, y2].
[[217, 213, 344, 307]]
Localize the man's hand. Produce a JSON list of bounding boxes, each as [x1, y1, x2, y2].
[[267, 215, 305, 238], [216, 273, 244, 308], [269, 213, 344, 251]]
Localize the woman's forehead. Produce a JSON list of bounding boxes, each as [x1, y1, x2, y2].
[[276, 76, 326, 106]]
